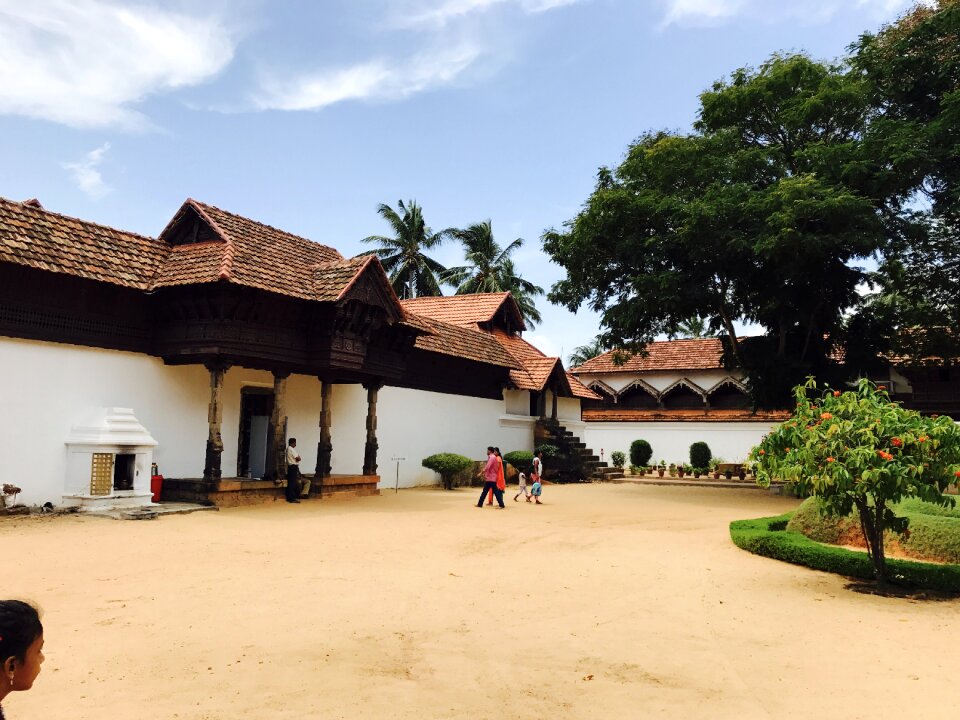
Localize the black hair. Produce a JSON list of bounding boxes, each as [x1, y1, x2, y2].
[[0, 600, 43, 663], [487, 446, 495, 453], [494, 447, 501, 454], [288, 438, 296, 445]]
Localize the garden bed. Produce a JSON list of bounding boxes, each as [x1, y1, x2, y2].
[[730, 512, 960, 593]]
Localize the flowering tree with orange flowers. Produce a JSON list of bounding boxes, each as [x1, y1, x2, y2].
[[751, 377, 960, 583]]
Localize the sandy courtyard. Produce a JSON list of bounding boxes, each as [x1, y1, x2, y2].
[[4, 483, 959, 719]]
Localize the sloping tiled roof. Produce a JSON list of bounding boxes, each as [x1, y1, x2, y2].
[[488, 328, 600, 399], [400, 292, 525, 331], [0, 196, 167, 290], [311, 256, 377, 302], [154, 199, 345, 301], [413, 316, 521, 369], [582, 408, 790, 423], [566, 373, 600, 400], [573, 338, 727, 374]]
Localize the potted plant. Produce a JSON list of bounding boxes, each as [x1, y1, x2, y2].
[[693, 466, 703, 479], [657, 460, 666, 478], [737, 464, 747, 481], [709, 457, 724, 480], [1, 483, 21, 508], [677, 463, 686, 478], [668, 462, 677, 477], [610, 450, 626, 470]]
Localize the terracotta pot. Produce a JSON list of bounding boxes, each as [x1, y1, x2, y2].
[[657, 469, 665, 477]]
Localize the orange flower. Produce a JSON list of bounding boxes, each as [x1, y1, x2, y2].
[[891, 438, 903, 447], [954, 470, 960, 478], [918, 436, 927, 443], [833, 390, 841, 397], [821, 412, 833, 420], [759, 449, 765, 455], [826, 457, 835, 463]]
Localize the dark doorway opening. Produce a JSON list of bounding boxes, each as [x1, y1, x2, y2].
[[113, 453, 135, 491], [238, 387, 274, 479]]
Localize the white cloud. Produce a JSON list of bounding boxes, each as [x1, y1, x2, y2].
[[525, 332, 562, 359], [253, 41, 485, 112], [0, 0, 236, 129], [659, 0, 921, 28], [392, 0, 583, 29], [62, 143, 112, 198]]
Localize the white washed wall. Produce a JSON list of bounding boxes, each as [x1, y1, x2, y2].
[[0, 337, 542, 503], [327, 385, 535, 489], [582, 421, 779, 467], [577, 369, 746, 394]]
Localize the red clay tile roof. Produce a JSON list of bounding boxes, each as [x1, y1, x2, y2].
[[486, 328, 600, 399], [0, 196, 167, 290], [582, 408, 790, 422], [400, 292, 526, 331], [154, 199, 345, 300], [311, 256, 378, 302], [566, 373, 600, 400], [413, 316, 521, 369], [573, 338, 727, 373]]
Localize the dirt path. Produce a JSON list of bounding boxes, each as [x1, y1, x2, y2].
[[4, 484, 958, 719]]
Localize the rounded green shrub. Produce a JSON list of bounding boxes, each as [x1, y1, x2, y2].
[[535, 443, 560, 457], [503, 450, 533, 472], [422, 453, 473, 490], [630, 439, 653, 467], [610, 450, 626, 469], [689, 441, 712, 470]]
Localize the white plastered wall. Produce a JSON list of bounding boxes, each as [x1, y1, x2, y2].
[[326, 385, 535, 488], [0, 336, 543, 503], [582, 421, 778, 467], [577, 369, 746, 395]]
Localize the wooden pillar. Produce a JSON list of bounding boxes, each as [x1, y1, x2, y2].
[[362, 381, 382, 476], [266, 371, 289, 481], [203, 363, 228, 483], [537, 391, 546, 419], [315, 379, 333, 478], [551, 386, 559, 421]]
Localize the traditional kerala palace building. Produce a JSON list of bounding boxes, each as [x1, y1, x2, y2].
[[0, 196, 596, 509], [571, 338, 959, 468]]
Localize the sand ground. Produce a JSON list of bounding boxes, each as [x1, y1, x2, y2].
[[4, 483, 959, 719]]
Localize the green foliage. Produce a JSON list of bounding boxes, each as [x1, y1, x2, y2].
[[752, 377, 960, 580], [610, 450, 626, 469], [360, 200, 451, 298], [421, 453, 474, 490], [689, 441, 712, 469], [787, 496, 960, 564], [630, 439, 653, 467], [502, 451, 533, 471], [568, 338, 608, 368], [442, 221, 544, 328], [535, 443, 559, 458], [730, 514, 960, 593]]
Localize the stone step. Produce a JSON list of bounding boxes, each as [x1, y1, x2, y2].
[[592, 471, 625, 481]]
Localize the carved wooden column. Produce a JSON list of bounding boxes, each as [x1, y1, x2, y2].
[[551, 385, 559, 421], [203, 363, 229, 483], [315, 379, 333, 478], [362, 381, 382, 476], [266, 371, 289, 481], [537, 391, 546, 419]]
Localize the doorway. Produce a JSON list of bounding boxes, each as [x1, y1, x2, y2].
[[238, 387, 274, 479]]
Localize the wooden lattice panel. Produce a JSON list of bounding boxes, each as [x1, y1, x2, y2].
[[90, 453, 113, 496]]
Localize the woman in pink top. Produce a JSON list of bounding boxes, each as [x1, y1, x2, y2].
[[476, 446, 505, 508]]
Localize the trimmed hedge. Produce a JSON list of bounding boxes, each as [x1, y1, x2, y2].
[[630, 439, 652, 467], [689, 441, 712, 470], [787, 496, 960, 564], [730, 513, 960, 593], [535, 443, 560, 457], [422, 453, 473, 490], [610, 450, 626, 469], [503, 451, 533, 472]]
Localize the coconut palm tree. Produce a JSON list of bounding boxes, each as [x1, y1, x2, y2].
[[443, 220, 545, 327], [674, 316, 713, 339], [567, 338, 608, 368], [359, 200, 450, 298]]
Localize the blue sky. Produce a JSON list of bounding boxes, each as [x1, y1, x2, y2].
[[0, 0, 920, 361]]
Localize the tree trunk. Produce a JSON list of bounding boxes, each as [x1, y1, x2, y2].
[[854, 497, 888, 584]]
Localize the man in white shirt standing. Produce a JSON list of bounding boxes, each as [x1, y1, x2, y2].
[[285, 438, 306, 503]]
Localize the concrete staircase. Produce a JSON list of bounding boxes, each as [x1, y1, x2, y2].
[[535, 419, 624, 482]]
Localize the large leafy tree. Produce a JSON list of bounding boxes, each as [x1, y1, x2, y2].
[[845, 0, 960, 366], [544, 54, 893, 407], [360, 200, 451, 299], [444, 221, 545, 327]]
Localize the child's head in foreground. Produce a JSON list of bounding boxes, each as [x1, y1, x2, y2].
[[0, 600, 44, 696]]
